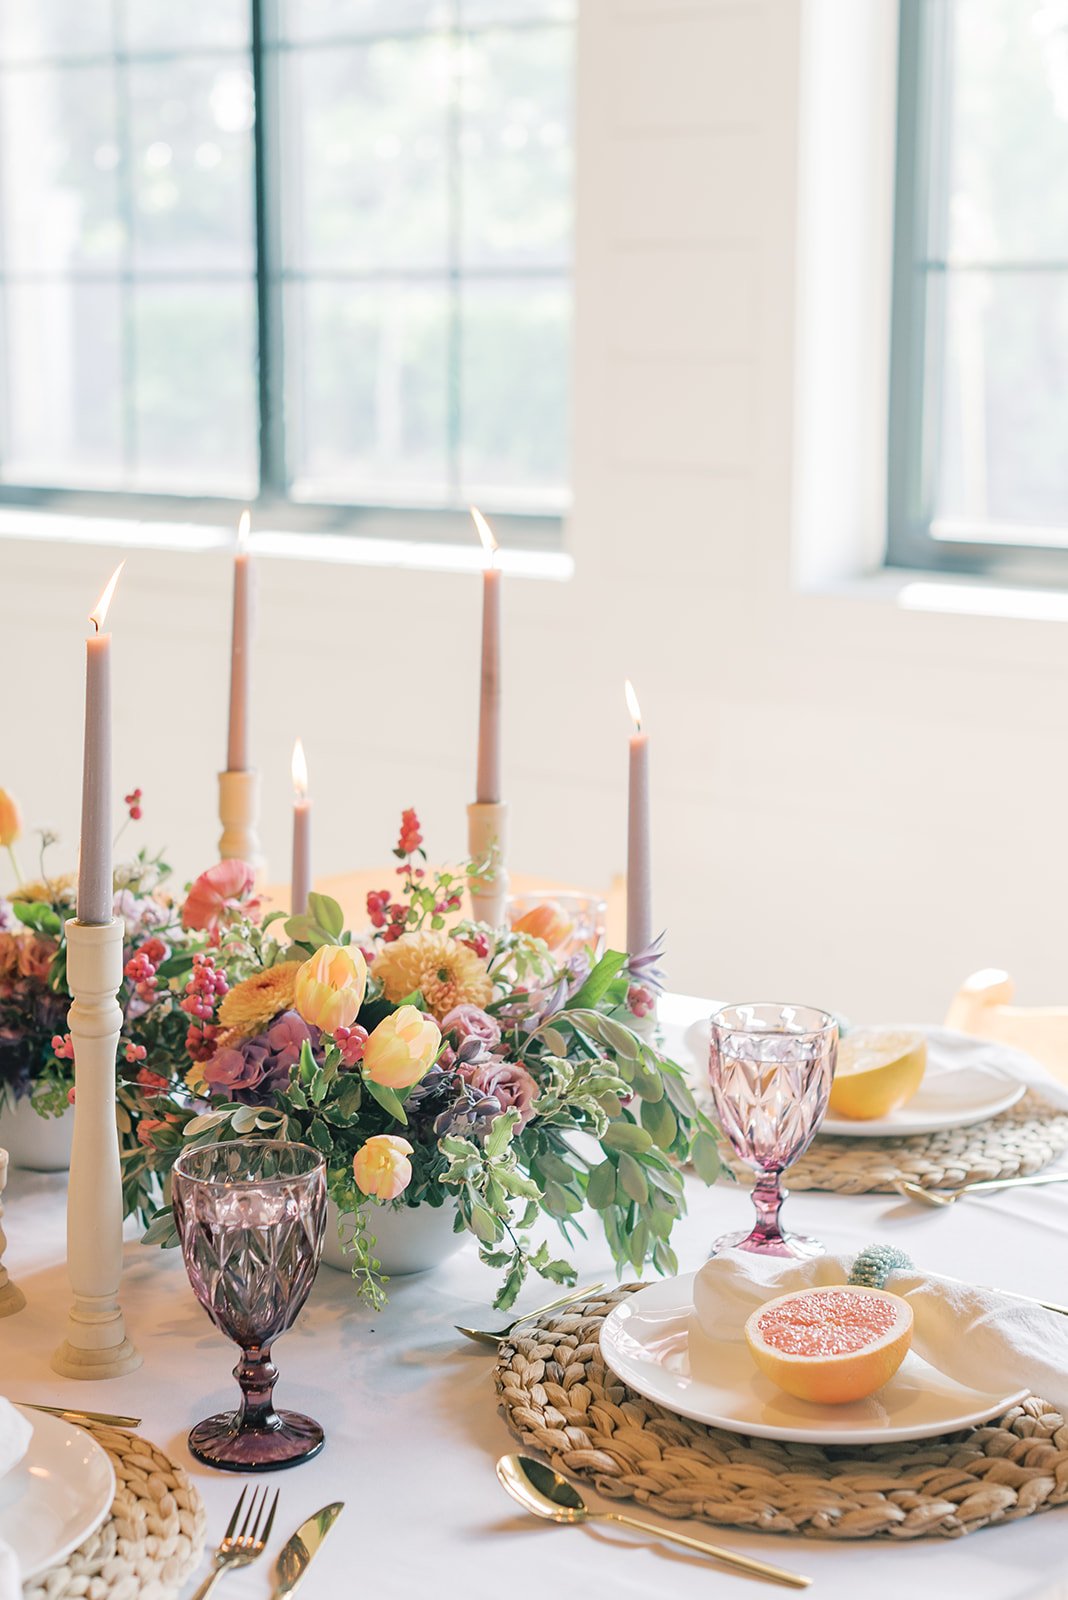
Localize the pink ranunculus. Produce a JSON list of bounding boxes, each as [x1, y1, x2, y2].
[[469, 1059, 539, 1130], [181, 860, 260, 936], [17, 934, 57, 982]]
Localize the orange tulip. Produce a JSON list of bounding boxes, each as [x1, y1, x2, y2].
[[511, 900, 573, 952], [0, 789, 22, 850]]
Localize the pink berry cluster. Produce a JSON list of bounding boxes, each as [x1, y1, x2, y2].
[[627, 983, 655, 1019], [51, 1032, 75, 1061], [124, 935, 167, 1002], [124, 1042, 148, 1065], [180, 951, 228, 1022], [334, 1024, 369, 1068], [124, 786, 144, 821]]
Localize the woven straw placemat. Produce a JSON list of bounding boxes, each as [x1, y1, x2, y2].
[[496, 1285, 1068, 1540], [716, 1092, 1068, 1194], [24, 1420, 206, 1600]]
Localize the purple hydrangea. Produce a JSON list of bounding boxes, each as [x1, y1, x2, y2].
[[203, 1009, 321, 1106]]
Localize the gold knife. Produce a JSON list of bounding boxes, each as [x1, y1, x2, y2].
[[273, 1502, 344, 1599]]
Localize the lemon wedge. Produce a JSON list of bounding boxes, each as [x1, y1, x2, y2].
[[829, 1028, 927, 1120]]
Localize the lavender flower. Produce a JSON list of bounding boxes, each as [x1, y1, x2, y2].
[[625, 930, 666, 995]]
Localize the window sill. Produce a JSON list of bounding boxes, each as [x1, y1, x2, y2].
[[809, 567, 1068, 622], [0, 508, 574, 583]]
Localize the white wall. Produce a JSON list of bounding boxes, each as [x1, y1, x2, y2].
[[3, 0, 1068, 1025]]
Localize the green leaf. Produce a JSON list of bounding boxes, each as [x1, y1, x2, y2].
[[306, 1117, 334, 1155], [602, 1121, 654, 1154], [568, 950, 628, 1011], [536, 1150, 577, 1185], [617, 1151, 649, 1205], [598, 1017, 642, 1061], [307, 893, 345, 939], [691, 1130, 722, 1186], [641, 1097, 678, 1149], [543, 1180, 582, 1217], [364, 1078, 407, 1125], [484, 1109, 519, 1160], [587, 1158, 617, 1210], [468, 1197, 500, 1244], [231, 1106, 261, 1135], [183, 1109, 233, 1139]]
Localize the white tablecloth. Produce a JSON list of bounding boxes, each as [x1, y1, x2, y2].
[[2, 996, 1065, 1600]]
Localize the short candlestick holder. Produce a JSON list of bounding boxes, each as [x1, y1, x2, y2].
[[52, 918, 141, 1379], [0, 1149, 25, 1318], [467, 801, 510, 929], [218, 768, 264, 872]]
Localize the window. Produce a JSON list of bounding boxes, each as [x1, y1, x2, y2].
[[0, 0, 573, 540], [889, 0, 1068, 580]]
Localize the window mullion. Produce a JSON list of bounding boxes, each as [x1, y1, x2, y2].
[[252, 0, 287, 502]]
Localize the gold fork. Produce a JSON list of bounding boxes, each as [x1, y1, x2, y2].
[[189, 1485, 279, 1600], [455, 1282, 607, 1347], [894, 1171, 1068, 1208]]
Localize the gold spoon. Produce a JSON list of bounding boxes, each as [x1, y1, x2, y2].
[[456, 1282, 606, 1347], [496, 1454, 811, 1589], [894, 1171, 1068, 1208]]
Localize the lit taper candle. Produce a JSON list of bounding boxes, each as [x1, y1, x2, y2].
[[227, 508, 253, 772], [625, 679, 652, 958], [290, 738, 311, 916], [77, 563, 123, 925]]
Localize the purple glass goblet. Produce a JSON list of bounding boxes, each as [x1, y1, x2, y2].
[[708, 1003, 837, 1260], [172, 1140, 327, 1471]]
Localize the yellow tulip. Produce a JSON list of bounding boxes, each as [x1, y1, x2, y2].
[[0, 789, 22, 850], [353, 1134, 414, 1201], [294, 944, 367, 1034], [363, 1004, 440, 1089]]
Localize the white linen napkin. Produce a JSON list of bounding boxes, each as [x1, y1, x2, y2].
[[694, 1250, 1068, 1414], [916, 1026, 1068, 1112], [0, 1398, 33, 1600]]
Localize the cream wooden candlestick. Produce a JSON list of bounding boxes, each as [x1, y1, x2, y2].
[[0, 1149, 25, 1318], [467, 801, 509, 928], [218, 768, 263, 871], [52, 918, 140, 1379]]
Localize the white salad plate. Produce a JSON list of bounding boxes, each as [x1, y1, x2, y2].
[[0, 1406, 115, 1581], [599, 1274, 1028, 1446], [684, 1020, 1030, 1137]]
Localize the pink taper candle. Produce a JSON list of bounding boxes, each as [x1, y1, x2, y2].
[[77, 564, 123, 926], [290, 738, 311, 916], [472, 508, 501, 805], [625, 680, 652, 957], [226, 509, 253, 772]]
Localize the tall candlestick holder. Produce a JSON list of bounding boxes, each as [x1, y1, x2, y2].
[[52, 918, 141, 1379], [218, 768, 264, 871], [0, 1149, 25, 1318], [467, 801, 509, 929]]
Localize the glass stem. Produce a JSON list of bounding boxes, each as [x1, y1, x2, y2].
[[750, 1172, 786, 1247], [234, 1343, 281, 1431]]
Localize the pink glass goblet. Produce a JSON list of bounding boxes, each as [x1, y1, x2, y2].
[[172, 1140, 327, 1471], [708, 1003, 837, 1259]]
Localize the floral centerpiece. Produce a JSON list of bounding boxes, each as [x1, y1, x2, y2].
[[125, 811, 720, 1308], [0, 785, 182, 1122]]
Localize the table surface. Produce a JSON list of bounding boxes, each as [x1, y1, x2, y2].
[[2, 996, 1065, 1600]]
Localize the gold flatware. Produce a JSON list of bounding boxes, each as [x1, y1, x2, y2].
[[272, 1502, 344, 1599], [894, 1171, 1068, 1208], [190, 1484, 279, 1600], [456, 1282, 606, 1347], [25, 1403, 142, 1428], [496, 1454, 811, 1589]]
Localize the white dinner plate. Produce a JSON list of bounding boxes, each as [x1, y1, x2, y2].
[[0, 1406, 115, 1581], [684, 1020, 1028, 1137], [599, 1274, 1029, 1445]]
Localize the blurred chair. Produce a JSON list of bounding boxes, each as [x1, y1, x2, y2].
[[945, 968, 1068, 1084]]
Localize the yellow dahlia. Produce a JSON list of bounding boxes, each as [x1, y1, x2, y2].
[[217, 961, 302, 1038], [12, 873, 76, 904], [372, 931, 492, 1021]]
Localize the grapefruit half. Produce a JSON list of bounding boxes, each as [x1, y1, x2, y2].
[[744, 1285, 914, 1404]]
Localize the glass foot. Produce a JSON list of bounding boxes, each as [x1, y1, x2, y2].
[[188, 1409, 324, 1471], [709, 1225, 825, 1261]]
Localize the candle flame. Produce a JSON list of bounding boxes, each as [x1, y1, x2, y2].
[[624, 678, 642, 732], [237, 508, 251, 551], [470, 506, 498, 564], [89, 562, 125, 634], [291, 737, 308, 799]]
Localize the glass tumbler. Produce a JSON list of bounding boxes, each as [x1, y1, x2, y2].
[[708, 1003, 837, 1259], [172, 1140, 327, 1471]]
